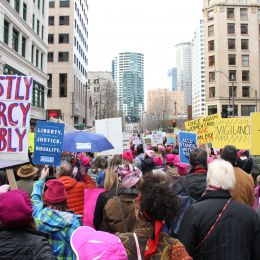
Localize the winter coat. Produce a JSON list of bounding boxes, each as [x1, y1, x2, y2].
[[59, 175, 96, 215], [231, 167, 255, 206], [0, 228, 57, 259], [178, 190, 260, 260]]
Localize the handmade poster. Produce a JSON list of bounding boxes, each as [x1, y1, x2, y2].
[[251, 113, 260, 155], [152, 131, 164, 145], [179, 131, 197, 164], [185, 114, 220, 145], [212, 118, 250, 149], [166, 133, 177, 145], [33, 121, 64, 166], [0, 76, 33, 162], [29, 132, 35, 153]]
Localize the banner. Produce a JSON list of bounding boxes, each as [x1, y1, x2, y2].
[[179, 131, 197, 164], [33, 121, 64, 166], [0, 76, 33, 161], [251, 113, 260, 155], [185, 114, 220, 145], [212, 118, 250, 149]]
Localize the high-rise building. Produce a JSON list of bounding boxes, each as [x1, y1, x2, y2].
[[192, 19, 206, 118], [204, 0, 260, 116], [176, 42, 192, 112], [0, 0, 48, 125], [167, 67, 177, 91], [47, 0, 88, 126], [112, 52, 144, 122]]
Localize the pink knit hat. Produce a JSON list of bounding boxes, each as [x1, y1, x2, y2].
[[165, 154, 174, 164], [122, 150, 133, 162], [173, 154, 180, 165], [45, 179, 67, 203], [0, 189, 33, 228], [145, 150, 155, 158], [70, 226, 128, 260], [153, 157, 163, 166], [81, 156, 91, 166], [158, 145, 165, 152], [175, 163, 188, 176]]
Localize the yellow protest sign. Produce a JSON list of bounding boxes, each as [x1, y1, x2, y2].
[[212, 118, 250, 149], [251, 113, 260, 155], [185, 114, 221, 144], [29, 132, 35, 153]]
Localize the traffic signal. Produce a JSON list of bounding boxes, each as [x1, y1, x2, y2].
[[172, 120, 176, 128]]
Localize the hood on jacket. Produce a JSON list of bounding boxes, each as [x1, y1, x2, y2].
[[59, 176, 77, 191]]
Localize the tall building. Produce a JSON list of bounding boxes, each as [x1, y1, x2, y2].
[[47, 0, 88, 126], [167, 67, 177, 91], [204, 0, 260, 116], [0, 0, 48, 125], [192, 19, 206, 118], [112, 52, 144, 122], [176, 42, 192, 112]]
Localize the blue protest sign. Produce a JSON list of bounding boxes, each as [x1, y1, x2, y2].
[[179, 131, 197, 164], [33, 121, 64, 166]]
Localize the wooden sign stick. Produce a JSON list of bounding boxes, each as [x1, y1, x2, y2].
[[6, 169, 17, 190]]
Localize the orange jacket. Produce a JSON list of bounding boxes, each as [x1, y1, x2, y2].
[[59, 175, 96, 216]]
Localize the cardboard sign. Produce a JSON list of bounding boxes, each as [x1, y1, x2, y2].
[[185, 114, 221, 145], [166, 133, 177, 145], [29, 132, 35, 153], [33, 121, 64, 166], [251, 113, 260, 155], [179, 131, 197, 164], [152, 131, 164, 145], [212, 118, 250, 149], [0, 76, 33, 161]]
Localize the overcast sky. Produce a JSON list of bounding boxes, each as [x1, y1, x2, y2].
[[88, 0, 204, 91]]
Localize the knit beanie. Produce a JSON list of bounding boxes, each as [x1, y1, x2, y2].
[[44, 179, 67, 203]]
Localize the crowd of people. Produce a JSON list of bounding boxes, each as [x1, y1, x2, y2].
[[0, 140, 260, 259]]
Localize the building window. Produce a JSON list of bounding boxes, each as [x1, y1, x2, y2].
[[240, 8, 248, 20], [36, 20, 40, 35], [242, 70, 250, 81], [229, 70, 236, 81], [58, 52, 69, 61], [209, 55, 215, 67], [23, 3, 27, 20], [228, 54, 236, 65], [22, 36, 26, 57], [241, 24, 248, 34], [208, 105, 217, 115], [241, 39, 249, 50], [31, 45, 34, 63], [59, 73, 67, 97], [208, 40, 214, 51], [15, 0, 20, 13], [48, 16, 54, 25], [229, 86, 237, 97], [32, 14, 35, 29], [228, 39, 235, 49], [36, 49, 39, 67], [242, 55, 249, 66], [49, 0, 54, 7], [32, 82, 45, 109], [4, 20, 9, 45], [47, 74, 52, 97], [60, 0, 70, 7], [208, 25, 214, 36], [12, 28, 19, 52], [241, 105, 255, 116], [48, 52, 54, 62], [37, 0, 40, 9], [209, 87, 215, 98], [59, 34, 69, 43], [227, 23, 235, 34], [59, 16, 69, 25], [208, 10, 214, 21], [48, 34, 54, 43], [242, 86, 250, 97], [42, 0, 45, 14], [227, 8, 235, 19], [209, 72, 215, 82], [41, 25, 44, 39]]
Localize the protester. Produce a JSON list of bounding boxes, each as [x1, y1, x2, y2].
[[94, 155, 123, 230], [134, 144, 145, 169], [171, 147, 208, 200], [254, 175, 260, 209], [221, 145, 255, 206], [178, 159, 260, 259], [16, 164, 38, 196], [32, 167, 82, 259], [0, 189, 57, 259], [58, 161, 96, 215], [70, 226, 128, 260], [117, 174, 191, 260], [94, 156, 107, 188], [122, 150, 134, 164]]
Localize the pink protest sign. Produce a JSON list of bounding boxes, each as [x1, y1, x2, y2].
[[0, 76, 33, 161], [83, 188, 105, 228]]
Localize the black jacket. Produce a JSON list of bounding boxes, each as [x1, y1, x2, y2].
[[178, 190, 260, 260], [0, 228, 57, 260]]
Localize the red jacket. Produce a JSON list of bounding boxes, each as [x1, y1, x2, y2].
[[59, 175, 96, 216]]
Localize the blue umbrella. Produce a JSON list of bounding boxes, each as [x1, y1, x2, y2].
[[63, 131, 114, 152]]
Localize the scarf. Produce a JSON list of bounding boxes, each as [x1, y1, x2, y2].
[[190, 164, 207, 174]]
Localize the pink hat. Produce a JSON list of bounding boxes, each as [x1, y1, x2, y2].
[[70, 226, 128, 260], [45, 179, 67, 203], [117, 164, 142, 189], [207, 156, 215, 164], [145, 150, 155, 158], [158, 145, 165, 152], [175, 163, 188, 176], [81, 156, 91, 166], [0, 184, 10, 194], [173, 154, 180, 165], [165, 154, 174, 164], [122, 150, 133, 162], [153, 157, 163, 166], [0, 189, 33, 228]]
